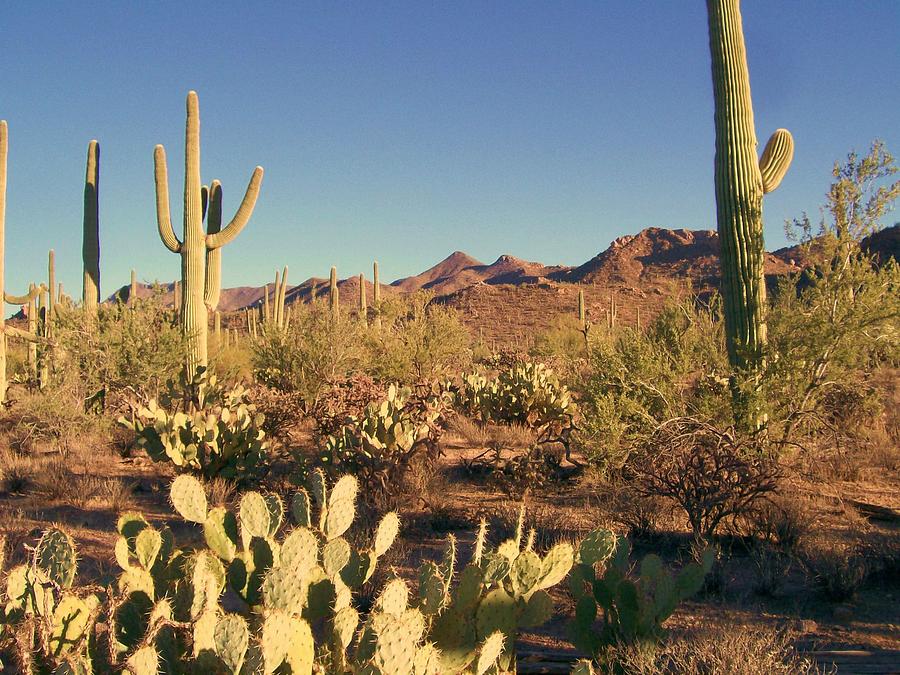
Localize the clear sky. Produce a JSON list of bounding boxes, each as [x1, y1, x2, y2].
[[1, 1, 898, 299]]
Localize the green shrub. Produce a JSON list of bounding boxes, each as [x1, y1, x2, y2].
[[768, 141, 899, 446], [119, 370, 268, 479], [251, 302, 366, 404], [51, 292, 186, 409], [365, 292, 472, 383], [578, 296, 730, 469]]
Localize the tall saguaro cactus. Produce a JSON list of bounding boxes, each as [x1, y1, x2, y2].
[[706, 0, 794, 427], [358, 273, 367, 320], [154, 91, 263, 376], [0, 120, 7, 402], [329, 266, 339, 315], [82, 140, 100, 315], [373, 261, 381, 305]]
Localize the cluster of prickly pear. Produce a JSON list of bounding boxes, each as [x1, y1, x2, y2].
[[119, 374, 268, 478], [321, 383, 449, 502], [165, 470, 403, 674], [569, 529, 714, 653], [455, 363, 576, 444], [350, 575, 506, 675], [2, 527, 103, 673], [419, 509, 574, 672]]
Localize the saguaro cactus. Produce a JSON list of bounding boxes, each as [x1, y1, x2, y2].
[[577, 289, 586, 325], [706, 0, 794, 427], [373, 261, 381, 305], [130, 269, 138, 306], [0, 121, 6, 402], [329, 266, 339, 315], [154, 91, 263, 376], [358, 273, 366, 320], [47, 250, 55, 330], [82, 140, 100, 315]]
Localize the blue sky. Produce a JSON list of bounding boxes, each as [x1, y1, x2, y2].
[[2, 2, 898, 299]]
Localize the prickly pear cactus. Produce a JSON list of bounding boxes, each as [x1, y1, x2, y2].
[[569, 528, 714, 653], [422, 508, 574, 673], [455, 363, 576, 443], [119, 375, 268, 478], [321, 383, 451, 505]]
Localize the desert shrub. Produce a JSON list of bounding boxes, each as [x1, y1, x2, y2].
[[602, 482, 671, 541], [741, 494, 814, 554], [629, 418, 781, 539], [578, 297, 730, 470], [50, 293, 186, 409], [251, 301, 366, 403], [597, 627, 828, 674], [119, 370, 268, 479], [0, 384, 99, 454], [768, 141, 900, 447], [366, 292, 472, 383], [451, 415, 556, 497], [800, 541, 869, 602], [315, 382, 452, 507], [247, 384, 307, 444], [209, 333, 254, 380], [530, 314, 590, 380]]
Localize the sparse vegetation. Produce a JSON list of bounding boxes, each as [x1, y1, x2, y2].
[[0, 20, 897, 669]]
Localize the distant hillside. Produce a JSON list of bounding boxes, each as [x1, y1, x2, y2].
[[99, 224, 899, 345]]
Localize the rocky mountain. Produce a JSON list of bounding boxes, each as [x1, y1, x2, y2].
[[104, 225, 899, 337]]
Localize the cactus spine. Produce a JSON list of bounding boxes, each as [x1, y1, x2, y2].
[[329, 266, 339, 315], [154, 91, 263, 377], [82, 140, 100, 315], [707, 0, 794, 427]]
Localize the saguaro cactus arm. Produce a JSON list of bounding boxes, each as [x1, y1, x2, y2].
[[4, 285, 44, 305], [154, 145, 182, 253], [759, 129, 794, 193], [204, 180, 222, 310], [205, 167, 264, 250]]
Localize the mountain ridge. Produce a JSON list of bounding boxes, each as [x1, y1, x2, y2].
[[105, 224, 899, 316]]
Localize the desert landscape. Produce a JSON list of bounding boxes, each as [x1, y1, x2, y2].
[[0, 1, 898, 674]]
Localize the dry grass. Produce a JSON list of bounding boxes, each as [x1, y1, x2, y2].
[[800, 539, 869, 602], [602, 627, 831, 674]]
